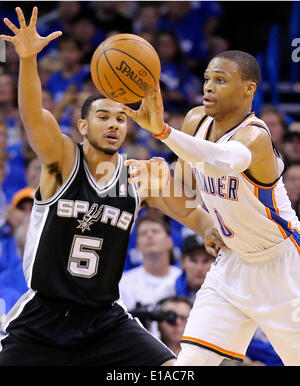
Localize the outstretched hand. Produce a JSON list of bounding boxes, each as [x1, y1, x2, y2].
[[124, 157, 171, 198], [0, 7, 62, 59], [122, 85, 165, 136]]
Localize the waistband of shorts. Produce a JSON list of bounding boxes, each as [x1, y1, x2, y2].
[[235, 235, 298, 264]]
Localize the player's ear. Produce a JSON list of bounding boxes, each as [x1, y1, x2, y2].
[[245, 81, 257, 97], [77, 119, 88, 136]]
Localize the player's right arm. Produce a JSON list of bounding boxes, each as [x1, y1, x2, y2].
[[1, 7, 76, 198]]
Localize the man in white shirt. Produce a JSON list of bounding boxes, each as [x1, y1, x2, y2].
[[119, 212, 181, 311]]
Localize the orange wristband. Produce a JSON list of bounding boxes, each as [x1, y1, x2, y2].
[[153, 123, 171, 140]]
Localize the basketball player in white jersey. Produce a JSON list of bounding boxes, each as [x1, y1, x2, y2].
[[124, 50, 300, 366]]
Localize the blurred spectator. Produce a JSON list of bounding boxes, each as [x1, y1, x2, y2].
[[91, 1, 133, 35], [69, 12, 105, 65], [282, 130, 300, 165], [10, 187, 34, 221], [37, 1, 82, 34], [25, 154, 41, 190], [38, 56, 63, 88], [259, 106, 288, 152], [157, 2, 209, 74], [45, 35, 89, 103], [53, 85, 78, 137], [119, 213, 181, 311], [0, 156, 6, 228], [36, 1, 82, 58], [70, 91, 91, 144], [1, 116, 27, 203], [0, 187, 34, 274], [155, 29, 201, 112], [190, 1, 228, 58], [1, 42, 19, 81], [0, 73, 21, 147], [82, 73, 100, 95], [139, 30, 156, 47], [283, 163, 300, 211], [133, 2, 160, 35], [124, 203, 191, 272], [125, 145, 151, 161], [0, 120, 8, 219], [157, 295, 192, 356], [0, 216, 29, 296], [175, 233, 214, 302]]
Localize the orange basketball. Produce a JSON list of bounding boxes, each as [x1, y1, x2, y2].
[[90, 33, 161, 104]]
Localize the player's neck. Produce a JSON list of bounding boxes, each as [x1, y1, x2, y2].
[[83, 142, 119, 183], [211, 107, 252, 140], [143, 253, 170, 276]]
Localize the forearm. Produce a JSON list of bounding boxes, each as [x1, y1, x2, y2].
[[160, 176, 196, 218], [185, 206, 215, 238], [161, 128, 252, 177], [147, 195, 214, 239], [18, 56, 44, 127]]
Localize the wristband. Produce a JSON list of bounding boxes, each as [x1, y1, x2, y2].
[[153, 123, 171, 140]]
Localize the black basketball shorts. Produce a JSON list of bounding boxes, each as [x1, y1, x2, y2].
[[0, 291, 176, 366]]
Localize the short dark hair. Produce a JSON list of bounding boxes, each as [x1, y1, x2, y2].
[[136, 213, 170, 236], [81, 94, 105, 119], [260, 106, 288, 131], [157, 295, 192, 309], [57, 34, 82, 51], [214, 50, 261, 86]]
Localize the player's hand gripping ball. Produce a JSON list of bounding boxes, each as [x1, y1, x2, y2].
[[91, 33, 161, 104]]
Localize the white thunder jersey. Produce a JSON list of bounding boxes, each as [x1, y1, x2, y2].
[[192, 112, 300, 259]]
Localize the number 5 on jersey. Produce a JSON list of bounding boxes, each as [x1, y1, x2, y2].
[[68, 235, 103, 278]]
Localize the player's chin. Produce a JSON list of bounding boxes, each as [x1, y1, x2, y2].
[[203, 105, 217, 116], [101, 145, 120, 155]]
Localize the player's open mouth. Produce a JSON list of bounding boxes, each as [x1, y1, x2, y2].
[[104, 132, 119, 143], [203, 96, 217, 107]]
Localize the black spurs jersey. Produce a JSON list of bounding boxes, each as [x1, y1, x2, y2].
[[22, 145, 141, 308]]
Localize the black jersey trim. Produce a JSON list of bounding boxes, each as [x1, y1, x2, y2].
[[213, 112, 255, 143], [241, 123, 287, 187], [34, 146, 80, 207], [193, 114, 208, 137], [83, 154, 123, 195]]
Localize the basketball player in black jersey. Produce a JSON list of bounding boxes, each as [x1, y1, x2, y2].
[[0, 7, 223, 366]]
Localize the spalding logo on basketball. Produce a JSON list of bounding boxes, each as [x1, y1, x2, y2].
[[91, 34, 161, 104]]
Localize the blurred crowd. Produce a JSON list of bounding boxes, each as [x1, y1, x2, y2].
[[0, 1, 299, 367]]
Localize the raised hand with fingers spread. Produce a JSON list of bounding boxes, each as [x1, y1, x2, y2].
[[122, 85, 166, 136], [0, 7, 62, 58]]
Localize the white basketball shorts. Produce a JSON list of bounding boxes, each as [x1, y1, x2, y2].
[[181, 236, 300, 365]]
